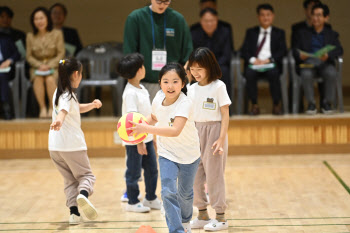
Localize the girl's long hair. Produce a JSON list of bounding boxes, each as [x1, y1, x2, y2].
[[55, 57, 82, 107]]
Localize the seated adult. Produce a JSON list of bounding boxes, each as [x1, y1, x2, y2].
[[190, 0, 234, 52], [0, 6, 26, 57], [292, 3, 343, 114], [191, 8, 232, 98], [240, 4, 287, 115], [26, 7, 65, 118], [0, 32, 20, 120], [290, 0, 331, 113], [50, 3, 82, 56]]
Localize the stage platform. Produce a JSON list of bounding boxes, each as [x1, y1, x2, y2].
[[0, 114, 350, 159]]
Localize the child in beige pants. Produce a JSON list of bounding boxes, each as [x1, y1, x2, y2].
[[48, 57, 102, 224]]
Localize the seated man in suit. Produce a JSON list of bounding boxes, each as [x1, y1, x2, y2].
[[0, 6, 26, 56], [191, 8, 232, 99], [0, 32, 20, 120], [292, 3, 343, 114], [190, 0, 234, 52], [290, 0, 328, 112], [240, 4, 287, 115], [50, 3, 83, 56]]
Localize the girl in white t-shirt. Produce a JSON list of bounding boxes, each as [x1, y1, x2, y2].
[[49, 58, 102, 225], [129, 63, 201, 233], [187, 47, 231, 232]]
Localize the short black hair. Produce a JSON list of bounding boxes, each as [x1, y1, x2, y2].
[[0, 6, 14, 18], [200, 0, 216, 3], [200, 7, 218, 17], [30, 7, 53, 35], [50, 3, 68, 16], [256, 4, 274, 14], [312, 3, 330, 17], [117, 53, 144, 79], [303, 0, 321, 9]]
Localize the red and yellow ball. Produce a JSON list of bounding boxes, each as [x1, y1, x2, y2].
[[117, 112, 148, 144]]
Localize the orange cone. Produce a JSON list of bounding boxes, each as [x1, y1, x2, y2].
[[135, 225, 157, 233]]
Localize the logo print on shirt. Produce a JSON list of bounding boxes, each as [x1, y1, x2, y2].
[[169, 118, 175, 127]]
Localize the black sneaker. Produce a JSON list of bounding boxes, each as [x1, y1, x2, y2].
[[321, 103, 334, 114], [305, 103, 317, 115]]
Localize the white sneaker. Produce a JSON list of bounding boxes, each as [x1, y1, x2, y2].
[[190, 217, 212, 229], [203, 219, 229, 231], [69, 214, 82, 225], [142, 198, 162, 210], [183, 222, 192, 233], [120, 191, 143, 202], [76, 194, 98, 220], [126, 202, 150, 213]]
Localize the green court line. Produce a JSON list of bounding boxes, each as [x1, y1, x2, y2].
[[2, 216, 350, 225], [324, 161, 350, 194], [1, 223, 350, 231]]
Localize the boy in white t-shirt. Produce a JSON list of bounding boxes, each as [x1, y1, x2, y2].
[[117, 53, 161, 213]]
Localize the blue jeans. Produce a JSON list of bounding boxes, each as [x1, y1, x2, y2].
[[125, 141, 158, 204], [159, 156, 200, 233]]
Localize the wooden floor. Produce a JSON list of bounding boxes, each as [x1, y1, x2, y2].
[[1, 154, 350, 232]]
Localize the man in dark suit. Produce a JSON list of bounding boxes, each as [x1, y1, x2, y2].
[[191, 8, 232, 99], [240, 4, 287, 115], [50, 3, 83, 56], [292, 3, 343, 114], [0, 33, 20, 119], [190, 0, 234, 52], [290, 0, 329, 112], [0, 6, 26, 53]]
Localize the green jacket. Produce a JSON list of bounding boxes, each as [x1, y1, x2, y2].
[[123, 6, 193, 83]]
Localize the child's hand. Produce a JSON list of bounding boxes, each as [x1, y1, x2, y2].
[[137, 142, 148, 155], [212, 138, 224, 155], [93, 99, 102, 109], [127, 119, 148, 137], [50, 120, 63, 131]]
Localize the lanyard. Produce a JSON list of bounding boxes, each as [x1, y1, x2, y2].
[[150, 7, 166, 50]]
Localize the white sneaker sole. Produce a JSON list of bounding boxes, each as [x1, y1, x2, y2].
[[77, 195, 98, 220]]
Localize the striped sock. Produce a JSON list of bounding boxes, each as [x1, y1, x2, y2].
[[198, 209, 210, 220]]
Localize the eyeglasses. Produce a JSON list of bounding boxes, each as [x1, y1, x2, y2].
[[155, 0, 171, 5]]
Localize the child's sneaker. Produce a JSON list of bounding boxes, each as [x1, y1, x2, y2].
[[203, 219, 229, 231], [120, 191, 128, 202], [76, 194, 98, 220], [142, 198, 162, 210], [126, 202, 150, 213], [160, 204, 165, 216], [190, 217, 212, 229], [120, 191, 143, 202], [182, 222, 192, 233], [69, 214, 82, 225]]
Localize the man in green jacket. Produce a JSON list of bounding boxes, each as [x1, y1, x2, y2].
[[123, 0, 193, 100]]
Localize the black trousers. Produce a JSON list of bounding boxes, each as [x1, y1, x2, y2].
[[244, 66, 281, 105]]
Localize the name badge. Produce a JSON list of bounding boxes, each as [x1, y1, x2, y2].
[[152, 50, 167, 71], [202, 98, 216, 110]]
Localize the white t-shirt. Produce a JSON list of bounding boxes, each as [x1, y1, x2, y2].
[[152, 91, 200, 164], [48, 89, 87, 151], [187, 80, 231, 122], [122, 83, 153, 145]]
